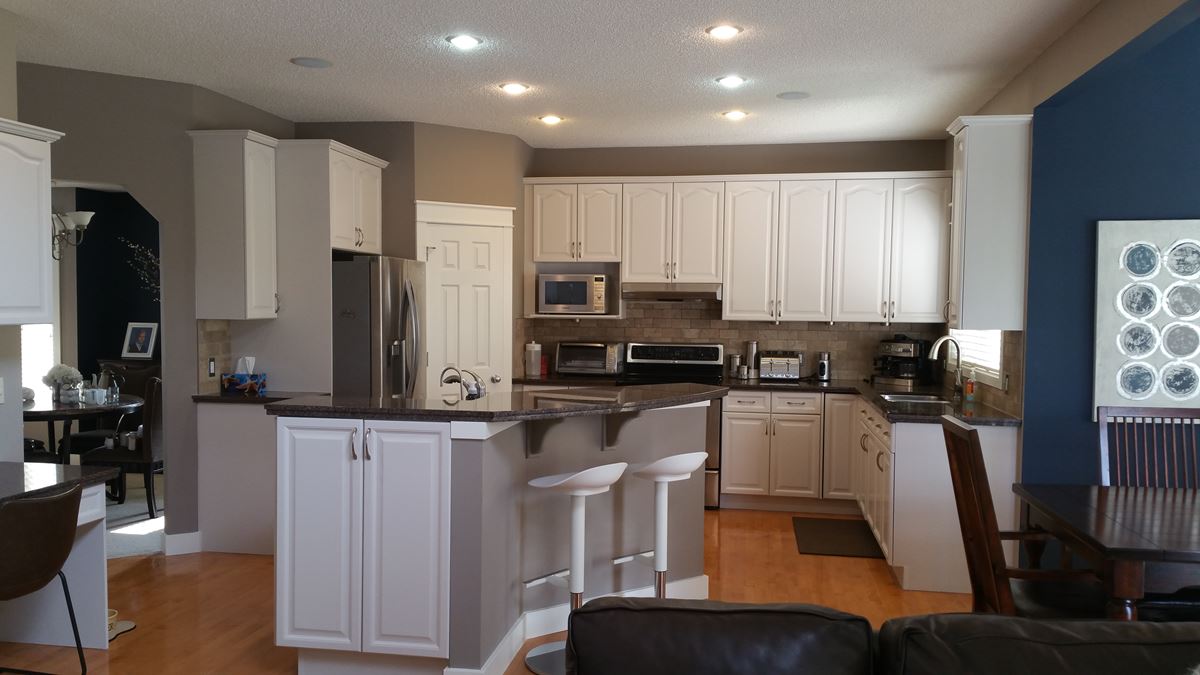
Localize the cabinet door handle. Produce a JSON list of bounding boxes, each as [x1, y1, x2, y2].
[[777, 299, 781, 318], [735, 399, 757, 405], [890, 300, 895, 319], [664, 261, 670, 278], [876, 451, 885, 472], [364, 428, 372, 460], [350, 427, 358, 460], [880, 301, 887, 319], [672, 261, 677, 278], [274, 292, 280, 314], [942, 299, 951, 322], [860, 434, 869, 452]]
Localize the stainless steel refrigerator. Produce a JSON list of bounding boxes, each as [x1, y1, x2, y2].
[[332, 256, 425, 399]]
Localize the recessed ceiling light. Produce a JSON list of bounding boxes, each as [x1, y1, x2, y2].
[[716, 75, 745, 89], [722, 110, 748, 121], [777, 91, 811, 100], [706, 25, 742, 40], [500, 82, 530, 95], [447, 34, 482, 50], [289, 57, 332, 69], [540, 115, 563, 126]]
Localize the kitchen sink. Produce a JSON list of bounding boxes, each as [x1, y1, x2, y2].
[[879, 393, 951, 404]]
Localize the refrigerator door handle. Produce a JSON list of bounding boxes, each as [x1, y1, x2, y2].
[[404, 278, 421, 398]]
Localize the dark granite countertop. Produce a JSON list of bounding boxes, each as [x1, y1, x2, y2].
[[265, 383, 728, 422], [512, 375, 619, 387], [0, 462, 120, 507], [192, 391, 328, 405]]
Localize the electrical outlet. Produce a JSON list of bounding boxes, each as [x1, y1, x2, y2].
[[208, 358, 216, 377]]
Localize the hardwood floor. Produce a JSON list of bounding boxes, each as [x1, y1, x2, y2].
[[0, 510, 970, 674]]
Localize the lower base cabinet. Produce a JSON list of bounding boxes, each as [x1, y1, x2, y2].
[[721, 400, 822, 498], [769, 415, 822, 498], [276, 417, 451, 658]]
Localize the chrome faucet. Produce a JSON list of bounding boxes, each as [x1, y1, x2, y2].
[[440, 366, 487, 400], [930, 335, 963, 398]]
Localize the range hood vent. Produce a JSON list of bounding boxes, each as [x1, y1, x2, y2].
[[621, 283, 722, 302]]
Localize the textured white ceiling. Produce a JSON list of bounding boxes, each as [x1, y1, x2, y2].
[[1, 0, 1099, 148]]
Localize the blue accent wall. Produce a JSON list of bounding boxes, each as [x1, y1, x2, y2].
[[1023, 1, 1200, 484]]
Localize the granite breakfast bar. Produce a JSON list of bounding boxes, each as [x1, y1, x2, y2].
[[264, 383, 726, 675]]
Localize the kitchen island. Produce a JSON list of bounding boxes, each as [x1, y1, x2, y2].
[[264, 383, 726, 675]]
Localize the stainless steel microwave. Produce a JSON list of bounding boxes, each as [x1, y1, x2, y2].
[[537, 274, 608, 314]]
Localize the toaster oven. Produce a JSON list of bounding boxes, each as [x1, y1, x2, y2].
[[555, 342, 625, 375]]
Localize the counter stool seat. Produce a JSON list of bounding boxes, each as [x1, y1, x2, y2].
[[525, 461, 627, 675], [631, 451, 707, 600], [631, 451, 709, 483]]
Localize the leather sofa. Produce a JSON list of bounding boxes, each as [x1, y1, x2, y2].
[[566, 597, 1200, 675]]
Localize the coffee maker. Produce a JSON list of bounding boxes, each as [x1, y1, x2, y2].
[[872, 335, 933, 390]]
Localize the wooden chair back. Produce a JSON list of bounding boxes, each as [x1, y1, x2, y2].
[[940, 415, 1016, 615], [1097, 406, 1200, 488]]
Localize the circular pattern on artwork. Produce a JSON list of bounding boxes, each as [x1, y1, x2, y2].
[[1164, 282, 1200, 319], [1161, 361, 1200, 400], [1122, 241, 1161, 278], [1167, 240, 1200, 279], [1117, 321, 1159, 358], [1161, 322, 1200, 359], [1118, 282, 1161, 319], [1117, 362, 1157, 400]]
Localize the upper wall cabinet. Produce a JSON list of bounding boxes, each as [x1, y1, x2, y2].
[[722, 181, 778, 320], [673, 182, 724, 283], [191, 130, 280, 320], [532, 184, 621, 262], [578, 184, 622, 261], [532, 184, 576, 261], [890, 178, 951, 323], [947, 116, 1032, 330], [622, 183, 673, 281], [0, 119, 62, 325], [275, 140, 388, 257], [832, 179, 893, 323]]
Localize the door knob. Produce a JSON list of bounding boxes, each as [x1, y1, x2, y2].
[[491, 375, 503, 383]]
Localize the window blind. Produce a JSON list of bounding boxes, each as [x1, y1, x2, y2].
[[948, 329, 1003, 388]]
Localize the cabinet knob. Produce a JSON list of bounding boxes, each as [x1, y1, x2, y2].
[[491, 374, 502, 383]]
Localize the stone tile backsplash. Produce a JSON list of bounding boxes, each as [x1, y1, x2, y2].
[[196, 319, 232, 394]]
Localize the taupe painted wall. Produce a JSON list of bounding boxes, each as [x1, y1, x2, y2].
[[0, 9, 20, 460], [528, 139, 948, 177], [977, 0, 1186, 114], [0, 9, 16, 120], [18, 63, 294, 535], [295, 121, 417, 259]]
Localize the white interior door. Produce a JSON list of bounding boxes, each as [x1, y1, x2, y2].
[[423, 221, 513, 396]]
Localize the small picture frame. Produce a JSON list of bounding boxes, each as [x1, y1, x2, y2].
[[121, 322, 159, 359]]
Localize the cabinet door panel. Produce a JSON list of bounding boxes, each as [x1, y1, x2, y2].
[[778, 181, 834, 321], [891, 178, 950, 323], [0, 131, 54, 324], [948, 137, 967, 328], [720, 413, 771, 495], [822, 394, 857, 500], [832, 179, 892, 322], [673, 182, 724, 282], [578, 184, 622, 261], [533, 185, 577, 262], [276, 418, 363, 651], [244, 140, 278, 318], [722, 181, 778, 321], [362, 422, 451, 657], [622, 183, 673, 281], [356, 163, 383, 254], [330, 152, 358, 251], [769, 415, 822, 498]]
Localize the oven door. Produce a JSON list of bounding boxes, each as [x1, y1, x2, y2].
[[538, 275, 600, 314]]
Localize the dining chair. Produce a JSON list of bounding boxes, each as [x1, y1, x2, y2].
[[0, 484, 87, 674], [941, 415, 1108, 618], [1097, 406, 1200, 488], [63, 360, 160, 457], [81, 377, 164, 519]]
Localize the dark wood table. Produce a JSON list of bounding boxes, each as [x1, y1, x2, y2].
[[1014, 483, 1200, 620], [23, 395, 144, 464]]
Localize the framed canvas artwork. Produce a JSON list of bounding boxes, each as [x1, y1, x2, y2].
[[1094, 220, 1200, 411]]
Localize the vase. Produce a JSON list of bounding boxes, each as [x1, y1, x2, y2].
[[52, 383, 61, 403]]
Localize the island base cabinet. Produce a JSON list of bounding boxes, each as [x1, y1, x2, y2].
[[277, 417, 451, 658]]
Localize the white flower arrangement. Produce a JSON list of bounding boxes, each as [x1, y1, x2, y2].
[[43, 364, 83, 387]]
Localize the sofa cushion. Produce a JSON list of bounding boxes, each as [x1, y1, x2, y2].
[[566, 597, 872, 675], [879, 613, 1200, 675]]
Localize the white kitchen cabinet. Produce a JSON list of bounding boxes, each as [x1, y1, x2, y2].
[[832, 179, 893, 323], [356, 161, 383, 254], [720, 412, 771, 495], [722, 181, 778, 321], [821, 394, 857, 500], [362, 421, 451, 657], [276, 417, 363, 652], [330, 151, 358, 251], [532, 184, 576, 262], [946, 116, 1032, 329], [190, 130, 279, 320], [0, 119, 61, 325], [672, 182, 724, 282], [864, 431, 894, 561], [622, 183, 673, 281], [276, 417, 451, 657], [890, 178, 950, 323], [777, 181, 835, 322], [578, 184, 622, 261], [769, 414, 822, 498], [327, 145, 386, 254]]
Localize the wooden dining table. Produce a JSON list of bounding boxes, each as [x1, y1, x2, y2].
[[22, 395, 144, 463], [1014, 483, 1200, 620]]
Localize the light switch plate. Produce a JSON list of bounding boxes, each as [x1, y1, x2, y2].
[[208, 358, 216, 377]]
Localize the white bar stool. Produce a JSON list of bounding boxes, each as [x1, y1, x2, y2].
[[524, 461, 628, 675], [630, 452, 708, 598]]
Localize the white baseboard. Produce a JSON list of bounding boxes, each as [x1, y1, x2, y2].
[[164, 531, 202, 555], [445, 575, 708, 675]]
